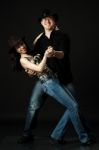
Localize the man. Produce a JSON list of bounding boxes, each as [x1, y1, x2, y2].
[[18, 9, 95, 146]]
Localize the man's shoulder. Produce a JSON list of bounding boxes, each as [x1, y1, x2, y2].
[[55, 30, 68, 36], [55, 30, 70, 40]]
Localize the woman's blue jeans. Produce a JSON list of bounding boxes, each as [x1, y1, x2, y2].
[[24, 79, 89, 143]]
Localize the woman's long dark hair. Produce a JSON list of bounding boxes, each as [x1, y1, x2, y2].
[[9, 37, 33, 72]]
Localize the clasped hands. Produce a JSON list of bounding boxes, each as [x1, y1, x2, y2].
[[45, 46, 56, 57], [25, 46, 55, 76]]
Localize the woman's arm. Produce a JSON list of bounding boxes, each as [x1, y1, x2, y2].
[[20, 51, 48, 72]]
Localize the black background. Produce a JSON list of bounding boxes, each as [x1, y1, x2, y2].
[[0, 0, 99, 122]]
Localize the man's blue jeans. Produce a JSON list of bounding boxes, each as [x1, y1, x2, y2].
[[24, 79, 89, 143]]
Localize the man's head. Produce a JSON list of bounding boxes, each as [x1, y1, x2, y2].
[[38, 9, 58, 30]]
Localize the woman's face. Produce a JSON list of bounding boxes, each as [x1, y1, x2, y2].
[[15, 41, 27, 54]]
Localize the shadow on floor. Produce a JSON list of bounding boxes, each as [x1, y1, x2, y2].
[[0, 119, 98, 150]]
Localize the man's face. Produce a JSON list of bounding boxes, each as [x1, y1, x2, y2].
[[41, 17, 56, 30]]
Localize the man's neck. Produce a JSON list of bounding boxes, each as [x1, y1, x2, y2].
[[44, 29, 53, 39]]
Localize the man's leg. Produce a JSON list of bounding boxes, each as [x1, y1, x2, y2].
[[63, 83, 95, 139], [42, 79, 90, 144], [50, 82, 78, 141]]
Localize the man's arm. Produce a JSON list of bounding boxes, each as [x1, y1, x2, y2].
[[47, 46, 64, 59], [53, 50, 64, 59]]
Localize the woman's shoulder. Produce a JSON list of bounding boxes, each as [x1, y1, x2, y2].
[[20, 54, 33, 62]]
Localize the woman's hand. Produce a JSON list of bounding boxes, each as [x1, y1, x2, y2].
[[46, 46, 64, 59], [45, 46, 55, 57]]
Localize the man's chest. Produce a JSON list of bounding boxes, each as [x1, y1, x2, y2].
[[39, 38, 60, 54]]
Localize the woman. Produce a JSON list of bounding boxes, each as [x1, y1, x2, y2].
[[8, 36, 94, 146]]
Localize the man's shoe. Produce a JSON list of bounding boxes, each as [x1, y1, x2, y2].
[[57, 139, 67, 144], [89, 134, 96, 142], [50, 138, 67, 145], [17, 135, 34, 144], [81, 138, 96, 146]]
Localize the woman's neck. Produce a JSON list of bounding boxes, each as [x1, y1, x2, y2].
[[21, 53, 29, 58]]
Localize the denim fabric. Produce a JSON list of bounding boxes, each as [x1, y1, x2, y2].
[[24, 80, 45, 135], [24, 79, 89, 143], [49, 83, 77, 140], [42, 79, 89, 143]]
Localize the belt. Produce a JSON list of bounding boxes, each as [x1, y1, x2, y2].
[[39, 73, 57, 84]]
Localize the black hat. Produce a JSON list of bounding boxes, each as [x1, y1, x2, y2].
[[38, 9, 58, 23], [8, 36, 25, 53]]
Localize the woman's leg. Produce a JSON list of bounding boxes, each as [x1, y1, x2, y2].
[[24, 80, 46, 135]]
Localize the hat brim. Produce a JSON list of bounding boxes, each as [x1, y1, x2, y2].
[[38, 14, 58, 23]]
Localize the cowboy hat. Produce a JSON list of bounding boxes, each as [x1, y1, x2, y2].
[[38, 9, 59, 23]]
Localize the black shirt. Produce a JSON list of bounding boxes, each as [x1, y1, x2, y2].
[[33, 30, 73, 85]]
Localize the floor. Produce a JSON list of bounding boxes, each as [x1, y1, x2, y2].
[[0, 119, 99, 150]]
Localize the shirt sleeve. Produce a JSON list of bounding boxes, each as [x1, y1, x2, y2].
[[59, 33, 71, 56]]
